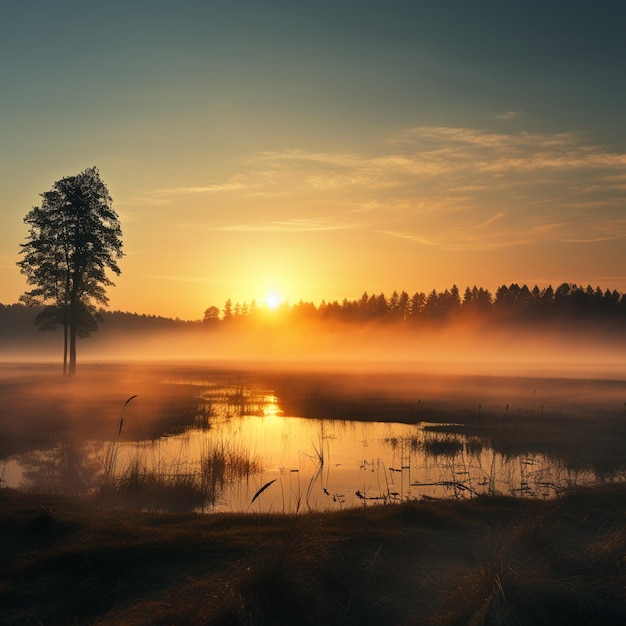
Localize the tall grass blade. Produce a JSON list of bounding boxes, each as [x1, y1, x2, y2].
[[250, 479, 276, 505], [117, 395, 138, 438], [103, 395, 139, 488], [124, 394, 139, 408]]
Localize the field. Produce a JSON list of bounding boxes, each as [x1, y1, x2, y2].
[[2, 483, 626, 625], [2, 363, 626, 623]]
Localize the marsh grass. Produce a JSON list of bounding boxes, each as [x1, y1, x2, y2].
[[95, 393, 263, 512], [97, 408, 262, 511], [98, 438, 262, 512], [200, 440, 263, 497], [422, 433, 465, 458], [100, 458, 207, 512], [102, 395, 138, 489], [421, 403, 626, 479], [3, 483, 626, 624]]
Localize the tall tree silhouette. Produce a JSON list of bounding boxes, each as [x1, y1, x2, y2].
[[17, 167, 123, 375]]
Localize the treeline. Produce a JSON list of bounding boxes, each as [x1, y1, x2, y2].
[[3, 282, 626, 343], [207, 283, 626, 327], [0, 304, 197, 342]]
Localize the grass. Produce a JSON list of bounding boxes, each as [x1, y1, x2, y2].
[[421, 433, 465, 458], [425, 407, 626, 477], [97, 440, 262, 513], [95, 392, 263, 513], [2, 483, 626, 625], [3, 365, 626, 621]]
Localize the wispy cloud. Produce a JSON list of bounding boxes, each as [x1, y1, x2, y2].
[[217, 218, 353, 233], [129, 124, 626, 251], [262, 125, 625, 216], [495, 110, 522, 120], [257, 149, 361, 168], [558, 234, 626, 243], [258, 127, 626, 195], [141, 274, 224, 285], [478, 210, 507, 228], [153, 178, 248, 196], [379, 228, 534, 251], [378, 230, 437, 246]]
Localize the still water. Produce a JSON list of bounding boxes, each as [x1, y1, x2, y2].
[[1, 367, 623, 512]]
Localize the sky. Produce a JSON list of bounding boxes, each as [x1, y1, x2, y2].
[[1, 0, 625, 320]]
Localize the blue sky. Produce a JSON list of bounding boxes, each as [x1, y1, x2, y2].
[[2, 1, 625, 318]]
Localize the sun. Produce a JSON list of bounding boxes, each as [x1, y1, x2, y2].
[[265, 291, 282, 310]]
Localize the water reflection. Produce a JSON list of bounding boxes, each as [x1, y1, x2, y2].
[[3, 373, 624, 513], [19, 442, 101, 495]]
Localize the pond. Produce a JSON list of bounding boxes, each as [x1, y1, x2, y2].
[[1, 364, 625, 512]]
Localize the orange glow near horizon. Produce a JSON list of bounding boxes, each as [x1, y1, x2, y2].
[[1, 4, 626, 323], [5, 124, 626, 322]]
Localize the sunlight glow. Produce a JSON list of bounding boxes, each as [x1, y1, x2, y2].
[[265, 291, 282, 310]]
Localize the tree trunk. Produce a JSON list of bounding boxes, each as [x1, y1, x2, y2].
[[63, 321, 68, 376], [68, 318, 77, 376]]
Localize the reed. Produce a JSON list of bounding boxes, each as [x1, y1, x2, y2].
[[422, 434, 464, 458], [98, 436, 262, 512], [101, 395, 138, 488]]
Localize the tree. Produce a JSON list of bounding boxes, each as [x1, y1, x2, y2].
[[223, 299, 233, 321], [202, 306, 221, 325], [17, 167, 123, 375], [397, 291, 410, 321], [410, 291, 426, 321]]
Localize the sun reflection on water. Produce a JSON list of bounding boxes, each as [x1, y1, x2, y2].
[[262, 394, 282, 418], [5, 371, 625, 513]]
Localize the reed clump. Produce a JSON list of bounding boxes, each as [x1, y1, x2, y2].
[[100, 458, 207, 512], [98, 442, 262, 512], [98, 395, 262, 512], [422, 433, 465, 458], [200, 440, 263, 497]]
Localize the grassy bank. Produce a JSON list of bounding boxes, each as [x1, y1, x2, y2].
[[2, 484, 626, 625]]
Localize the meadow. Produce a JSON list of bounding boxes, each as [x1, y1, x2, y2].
[[2, 482, 626, 624], [2, 362, 626, 623]]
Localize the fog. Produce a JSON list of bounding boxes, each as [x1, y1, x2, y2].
[[2, 318, 626, 510], [2, 317, 625, 456], [2, 317, 625, 380]]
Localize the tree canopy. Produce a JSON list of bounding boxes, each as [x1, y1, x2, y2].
[[17, 167, 123, 374]]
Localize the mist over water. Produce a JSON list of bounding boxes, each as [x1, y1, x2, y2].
[[2, 309, 626, 512], [96, 324, 626, 377], [3, 317, 626, 379], [1, 337, 625, 511]]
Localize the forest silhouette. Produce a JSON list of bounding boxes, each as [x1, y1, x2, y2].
[[207, 282, 626, 327], [3, 281, 626, 340]]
